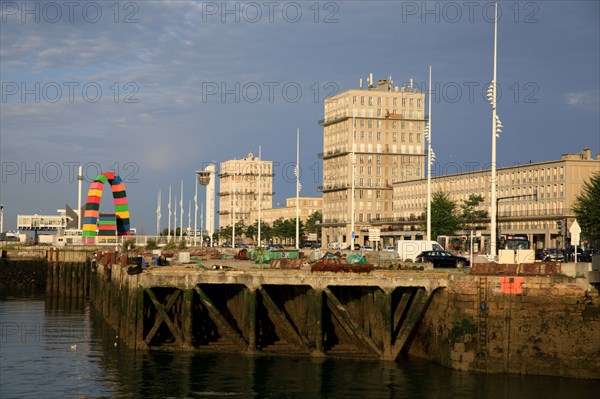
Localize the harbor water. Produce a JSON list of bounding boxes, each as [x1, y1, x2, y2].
[[1, 296, 598, 399]]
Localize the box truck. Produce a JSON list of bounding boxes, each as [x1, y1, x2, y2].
[[396, 240, 444, 262]]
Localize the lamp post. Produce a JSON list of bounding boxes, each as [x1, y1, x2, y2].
[[425, 66, 435, 241], [487, 1, 502, 257], [350, 109, 356, 249]]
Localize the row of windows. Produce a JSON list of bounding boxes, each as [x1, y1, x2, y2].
[[352, 95, 422, 108]]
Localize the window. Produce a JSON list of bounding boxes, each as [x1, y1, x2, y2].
[[376, 132, 381, 140], [352, 96, 356, 104], [376, 190, 381, 199], [409, 133, 413, 143], [368, 96, 373, 106], [401, 132, 406, 142], [393, 98, 398, 106], [360, 96, 364, 105], [377, 97, 382, 106], [417, 133, 421, 142], [392, 132, 397, 142]]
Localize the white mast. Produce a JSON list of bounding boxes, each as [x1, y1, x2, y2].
[[258, 146, 262, 247], [295, 128, 301, 250], [350, 108, 356, 248], [489, 1, 500, 257], [426, 66, 433, 241], [232, 163, 236, 247], [179, 180, 184, 240], [77, 165, 83, 230], [174, 195, 178, 238], [156, 189, 161, 238], [194, 175, 198, 246], [168, 185, 172, 240]]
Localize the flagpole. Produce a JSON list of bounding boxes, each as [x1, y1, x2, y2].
[[194, 174, 198, 246], [168, 185, 172, 241], [232, 164, 236, 248], [351, 108, 356, 249], [188, 199, 191, 242], [426, 65, 432, 241], [180, 180, 184, 241], [156, 189, 161, 239], [258, 146, 262, 248], [174, 195, 178, 239], [295, 128, 300, 250]]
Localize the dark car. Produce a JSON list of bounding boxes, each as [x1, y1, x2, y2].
[[267, 243, 284, 250], [416, 250, 470, 268], [542, 248, 565, 262]]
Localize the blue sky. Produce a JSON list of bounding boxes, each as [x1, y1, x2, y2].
[[1, 1, 599, 234]]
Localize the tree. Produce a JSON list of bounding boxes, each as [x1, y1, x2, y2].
[[573, 172, 600, 241], [460, 194, 488, 229], [421, 191, 462, 239], [305, 210, 322, 238]]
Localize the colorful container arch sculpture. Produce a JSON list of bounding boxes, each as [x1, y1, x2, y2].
[[82, 172, 131, 244]]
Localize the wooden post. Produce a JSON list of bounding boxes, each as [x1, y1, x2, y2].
[[246, 288, 257, 354]]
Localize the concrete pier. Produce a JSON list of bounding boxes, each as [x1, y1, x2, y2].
[[91, 260, 448, 361]]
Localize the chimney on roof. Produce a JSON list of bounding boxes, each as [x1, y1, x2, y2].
[[582, 148, 591, 160]]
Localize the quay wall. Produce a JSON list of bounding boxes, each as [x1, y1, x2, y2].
[[408, 275, 600, 379]]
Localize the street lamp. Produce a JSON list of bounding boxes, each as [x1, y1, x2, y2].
[[425, 65, 434, 241], [488, 1, 500, 258]]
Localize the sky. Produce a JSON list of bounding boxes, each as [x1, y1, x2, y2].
[[1, 1, 599, 234]]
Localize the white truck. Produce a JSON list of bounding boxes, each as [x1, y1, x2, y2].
[[396, 240, 444, 262]]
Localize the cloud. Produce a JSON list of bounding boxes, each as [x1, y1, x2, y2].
[[566, 91, 600, 110]]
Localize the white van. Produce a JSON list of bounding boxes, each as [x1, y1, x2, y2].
[[396, 240, 444, 262]]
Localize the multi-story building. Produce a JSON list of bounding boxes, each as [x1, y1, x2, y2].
[[218, 153, 273, 229], [249, 197, 322, 225], [377, 149, 600, 249], [319, 75, 426, 247]]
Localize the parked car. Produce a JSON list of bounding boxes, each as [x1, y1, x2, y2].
[[354, 243, 361, 250], [361, 245, 374, 251], [267, 243, 284, 250], [542, 248, 565, 262], [383, 246, 395, 252], [416, 250, 470, 268]]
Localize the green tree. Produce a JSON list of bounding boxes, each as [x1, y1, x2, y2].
[[573, 172, 600, 240], [219, 226, 232, 242], [305, 210, 322, 238], [421, 191, 462, 239], [460, 194, 488, 229]]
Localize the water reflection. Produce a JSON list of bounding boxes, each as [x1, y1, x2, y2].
[[1, 297, 598, 399]]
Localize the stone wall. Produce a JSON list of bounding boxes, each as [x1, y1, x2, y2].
[[408, 274, 600, 379]]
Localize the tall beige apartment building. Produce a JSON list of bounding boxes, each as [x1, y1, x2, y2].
[[218, 153, 273, 229], [379, 149, 600, 249], [319, 76, 426, 247]]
